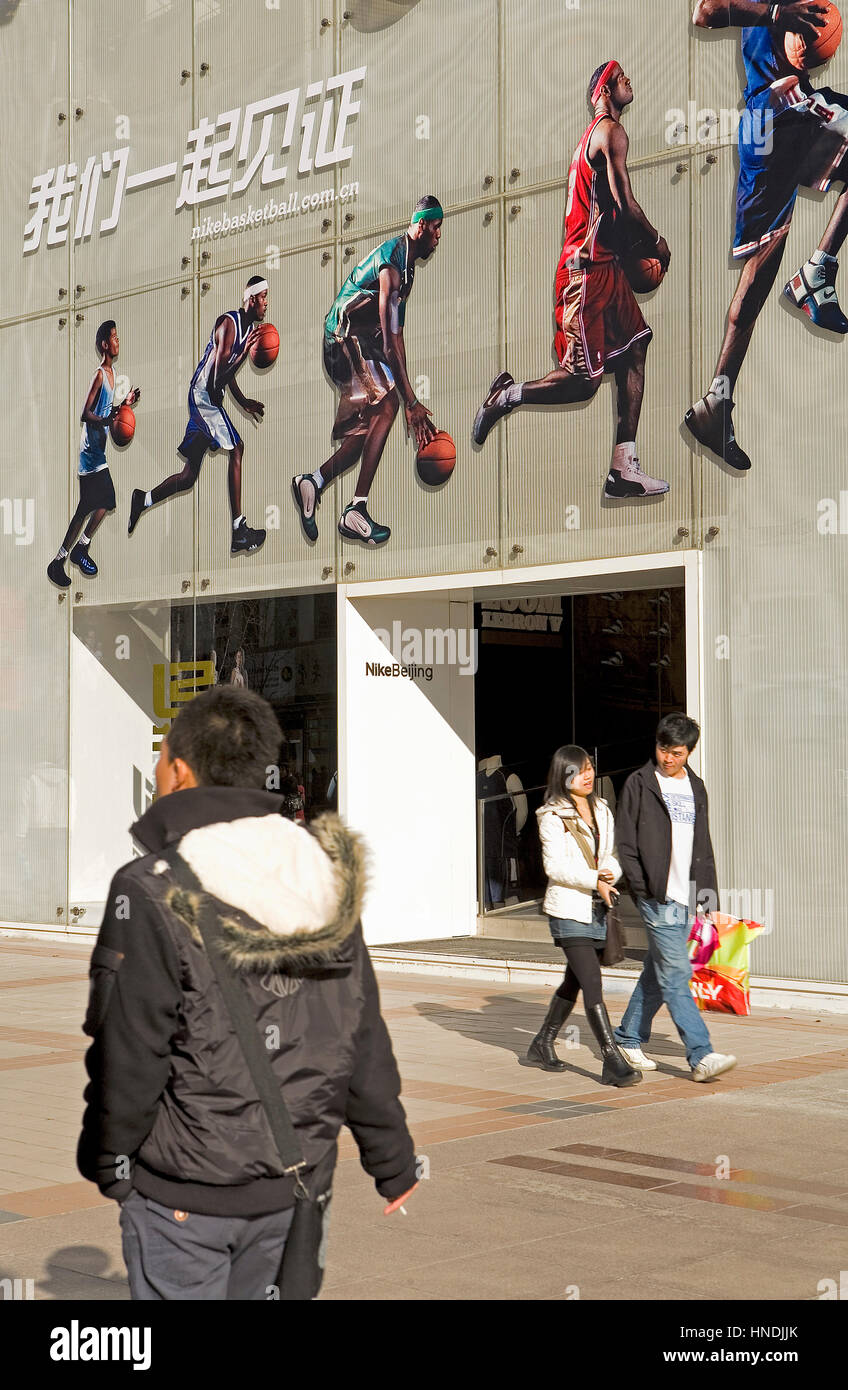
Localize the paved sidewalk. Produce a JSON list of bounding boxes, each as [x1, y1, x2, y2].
[[0, 935, 847, 1301]]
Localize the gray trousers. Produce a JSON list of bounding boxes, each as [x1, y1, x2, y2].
[[120, 1190, 295, 1301]]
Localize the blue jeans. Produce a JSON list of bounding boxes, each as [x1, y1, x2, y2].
[[614, 897, 712, 1068]]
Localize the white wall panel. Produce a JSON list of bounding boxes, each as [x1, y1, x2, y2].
[[196, 259, 337, 595], [1, 1, 71, 315], [327, 208, 502, 584], [503, 158, 695, 568], [339, 592, 477, 943], [68, 285, 197, 606], [0, 317, 71, 925]]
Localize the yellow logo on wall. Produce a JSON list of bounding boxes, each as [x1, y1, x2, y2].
[[152, 660, 215, 752]]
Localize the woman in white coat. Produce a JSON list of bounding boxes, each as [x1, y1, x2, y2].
[[527, 745, 640, 1087]]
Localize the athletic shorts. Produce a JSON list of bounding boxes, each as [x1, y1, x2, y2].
[[78, 466, 116, 512], [323, 333, 396, 441], [733, 93, 848, 259], [554, 259, 651, 379], [178, 385, 242, 458]]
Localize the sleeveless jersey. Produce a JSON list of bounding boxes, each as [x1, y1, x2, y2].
[[79, 366, 115, 474], [741, 25, 810, 110], [191, 310, 250, 394], [325, 234, 413, 341], [557, 115, 618, 273]]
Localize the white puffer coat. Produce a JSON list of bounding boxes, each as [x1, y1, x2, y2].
[[536, 797, 622, 923]]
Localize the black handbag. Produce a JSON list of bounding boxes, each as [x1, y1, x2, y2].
[[166, 850, 332, 1301]]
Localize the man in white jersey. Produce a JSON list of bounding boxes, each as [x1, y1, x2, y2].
[[128, 275, 268, 556], [48, 319, 140, 588], [613, 712, 737, 1082]]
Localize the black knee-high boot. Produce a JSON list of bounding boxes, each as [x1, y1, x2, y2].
[[586, 1002, 641, 1087], [526, 995, 574, 1071]]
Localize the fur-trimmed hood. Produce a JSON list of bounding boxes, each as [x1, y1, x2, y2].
[[171, 812, 365, 973], [132, 788, 366, 974]]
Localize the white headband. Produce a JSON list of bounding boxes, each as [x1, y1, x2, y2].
[[243, 280, 268, 303]]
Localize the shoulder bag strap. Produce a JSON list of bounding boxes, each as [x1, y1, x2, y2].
[[164, 847, 309, 1195], [562, 816, 598, 872]]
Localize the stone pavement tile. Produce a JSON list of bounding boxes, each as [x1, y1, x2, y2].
[[0, 1172, 54, 1192], [0, 1202, 123, 1281], [0, 1182, 109, 1218], [0, 1042, 60, 1060], [322, 1278, 440, 1301], [32, 1266, 130, 1301], [643, 1246, 839, 1301], [0, 1136, 78, 1160], [0, 1155, 79, 1184]]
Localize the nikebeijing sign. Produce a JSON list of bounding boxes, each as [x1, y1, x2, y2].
[[23, 65, 367, 253]]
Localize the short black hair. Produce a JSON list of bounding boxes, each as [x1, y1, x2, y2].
[[413, 194, 442, 216], [587, 62, 612, 109], [167, 685, 281, 789], [656, 712, 701, 752], [96, 320, 116, 355], [245, 274, 266, 290]]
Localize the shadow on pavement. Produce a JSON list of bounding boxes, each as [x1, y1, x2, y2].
[[413, 994, 688, 1085]]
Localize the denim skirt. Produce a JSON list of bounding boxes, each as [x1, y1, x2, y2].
[[548, 899, 607, 944]]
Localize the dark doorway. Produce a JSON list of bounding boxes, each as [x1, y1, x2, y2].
[[474, 585, 686, 910]]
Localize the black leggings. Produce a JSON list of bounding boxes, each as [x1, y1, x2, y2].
[[555, 940, 604, 1011]]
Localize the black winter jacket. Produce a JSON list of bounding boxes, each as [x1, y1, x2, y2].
[[614, 761, 719, 908], [77, 787, 417, 1216]]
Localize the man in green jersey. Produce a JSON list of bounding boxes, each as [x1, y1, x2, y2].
[[293, 194, 442, 546]]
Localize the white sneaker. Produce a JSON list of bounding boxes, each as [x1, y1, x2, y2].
[[691, 1051, 737, 1083], [603, 455, 669, 498], [619, 1046, 658, 1072]]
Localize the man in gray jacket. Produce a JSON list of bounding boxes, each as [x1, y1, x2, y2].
[[613, 712, 737, 1083]]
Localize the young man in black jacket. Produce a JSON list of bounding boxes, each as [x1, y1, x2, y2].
[[612, 712, 737, 1083], [78, 685, 418, 1300]]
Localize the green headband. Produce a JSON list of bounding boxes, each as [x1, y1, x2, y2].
[[411, 205, 444, 223]]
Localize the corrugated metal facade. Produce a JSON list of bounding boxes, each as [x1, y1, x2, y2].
[[0, 1, 845, 981]]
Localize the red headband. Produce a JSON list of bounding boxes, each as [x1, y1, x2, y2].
[[591, 59, 621, 105]]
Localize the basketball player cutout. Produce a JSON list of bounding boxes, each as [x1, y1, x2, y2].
[[292, 195, 442, 547], [128, 276, 269, 554], [47, 320, 140, 588], [473, 61, 671, 499], [687, 2, 848, 470]]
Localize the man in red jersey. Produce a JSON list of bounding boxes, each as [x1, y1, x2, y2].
[[473, 60, 671, 498]]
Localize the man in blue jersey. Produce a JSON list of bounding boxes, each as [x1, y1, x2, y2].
[[292, 195, 442, 547], [129, 275, 268, 555], [47, 320, 140, 588], [686, 1, 848, 469]]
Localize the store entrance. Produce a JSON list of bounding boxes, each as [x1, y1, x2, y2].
[[474, 584, 686, 935]]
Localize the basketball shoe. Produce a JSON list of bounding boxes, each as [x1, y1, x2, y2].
[[683, 392, 751, 471], [231, 519, 266, 555], [338, 500, 390, 545], [292, 475, 322, 542], [473, 371, 518, 445], [47, 558, 71, 588], [783, 253, 848, 333], [603, 456, 668, 497], [69, 542, 98, 575]]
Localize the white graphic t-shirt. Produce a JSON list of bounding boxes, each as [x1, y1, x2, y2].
[[655, 769, 695, 907]]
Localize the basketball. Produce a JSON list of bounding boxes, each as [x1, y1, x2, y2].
[[785, 2, 842, 69], [624, 255, 665, 294], [416, 430, 456, 486], [250, 322, 279, 368], [110, 404, 135, 446]]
